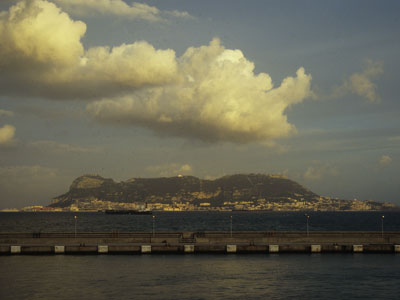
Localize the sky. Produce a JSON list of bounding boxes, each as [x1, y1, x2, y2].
[[0, 0, 399, 208]]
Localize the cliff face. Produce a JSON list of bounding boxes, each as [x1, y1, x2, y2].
[[50, 173, 319, 208]]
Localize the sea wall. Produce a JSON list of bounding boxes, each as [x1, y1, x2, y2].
[[1, 231, 399, 254]]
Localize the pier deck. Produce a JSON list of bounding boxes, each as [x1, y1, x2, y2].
[[1, 231, 400, 254]]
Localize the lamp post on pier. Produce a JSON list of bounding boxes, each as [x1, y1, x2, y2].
[[74, 215, 78, 238], [304, 214, 310, 236], [381, 215, 385, 237]]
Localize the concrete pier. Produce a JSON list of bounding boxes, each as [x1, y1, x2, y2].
[[10, 246, 21, 254], [311, 245, 321, 253], [269, 245, 279, 253], [1, 231, 400, 255], [226, 245, 237, 253], [141, 245, 151, 253], [184, 245, 195, 253], [54, 245, 65, 254], [98, 245, 108, 253]]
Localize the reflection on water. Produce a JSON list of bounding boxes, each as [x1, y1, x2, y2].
[[0, 254, 399, 300]]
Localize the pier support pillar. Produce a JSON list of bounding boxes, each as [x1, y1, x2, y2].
[[269, 245, 279, 253], [394, 245, 400, 253], [10, 246, 21, 254], [353, 245, 363, 253], [226, 245, 237, 253], [311, 245, 321, 253], [98, 245, 108, 254], [54, 246, 65, 254], [184, 245, 195, 253], [141, 245, 151, 253]]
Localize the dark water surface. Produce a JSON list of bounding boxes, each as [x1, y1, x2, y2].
[[1, 211, 399, 233], [1, 211, 400, 299], [1, 254, 399, 300]]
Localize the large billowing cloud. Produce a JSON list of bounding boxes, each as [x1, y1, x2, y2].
[[0, 0, 312, 143], [0, 0, 178, 99], [88, 39, 312, 143], [0, 0, 86, 72]]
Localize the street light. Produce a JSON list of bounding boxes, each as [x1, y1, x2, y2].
[[230, 215, 233, 238], [74, 215, 78, 238], [152, 215, 156, 237], [381, 215, 385, 237], [304, 214, 310, 236]]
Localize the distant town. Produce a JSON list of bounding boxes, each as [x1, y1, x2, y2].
[[1, 196, 397, 212]]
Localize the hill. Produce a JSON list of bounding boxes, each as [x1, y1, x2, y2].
[[50, 174, 317, 208], [50, 173, 394, 211]]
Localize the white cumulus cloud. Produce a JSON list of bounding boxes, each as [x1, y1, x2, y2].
[[0, 124, 16, 146], [0, 0, 178, 99], [88, 38, 312, 143], [0, 0, 86, 69]]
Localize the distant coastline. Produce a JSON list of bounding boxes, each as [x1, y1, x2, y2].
[[1, 208, 399, 213], [2, 173, 397, 212]]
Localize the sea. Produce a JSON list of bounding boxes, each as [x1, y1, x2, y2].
[[1, 211, 400, 300]]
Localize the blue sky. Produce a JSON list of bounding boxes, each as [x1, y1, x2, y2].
[[0, 0, 399, 208]]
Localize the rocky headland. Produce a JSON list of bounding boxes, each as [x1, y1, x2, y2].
[[49, 174, 396, 211]]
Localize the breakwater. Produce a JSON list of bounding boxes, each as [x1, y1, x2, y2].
[[1, 231, 400, 254]]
